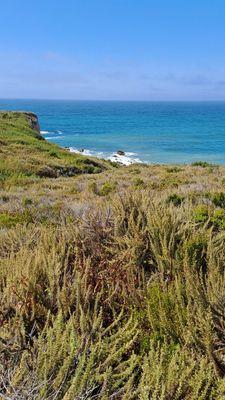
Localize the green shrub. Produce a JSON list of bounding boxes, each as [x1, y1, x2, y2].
[[133, 177, 145, 188], [160, 176, 183, 188], [166, 166, 183, 173], [166, 193, 185, 206], [186, 234, 208, 273], [211, 209, 225, 230], [99, 181, 116, 196], [193, 205, 209, 223], [49, 151, 60, 158], [69, 185, 79, 194], [0, 211, 33, 228], [22, 197, 33, 206], [191, 161, 213, 167], [211, 192, 225, 208], [0, 170, 11, 182], [130, 168, 141, 175], [1, 195, 9, 202], [82, 164, 102, 174], [108, 160, 119, 167]]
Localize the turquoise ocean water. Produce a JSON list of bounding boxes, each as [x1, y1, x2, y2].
[[1, 99, 225, 164]]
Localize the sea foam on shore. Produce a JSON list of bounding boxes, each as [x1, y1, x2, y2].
[[69, 147, 143, 166], [41, 130, 142, 165]]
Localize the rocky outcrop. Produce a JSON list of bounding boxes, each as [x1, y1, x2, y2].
[[0, 111, 40, 134], [117, 150, 125, 156], [23, 112, 40, 133]]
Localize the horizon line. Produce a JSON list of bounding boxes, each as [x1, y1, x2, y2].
[[1, 97, 225, 103]]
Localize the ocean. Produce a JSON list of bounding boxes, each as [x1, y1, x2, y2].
[[1, 99, 225, 165]]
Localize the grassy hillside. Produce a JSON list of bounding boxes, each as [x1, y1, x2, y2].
[[2, 112, 225, 398], [0, 111, 109, 183]]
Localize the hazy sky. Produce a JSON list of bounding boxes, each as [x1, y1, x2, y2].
[[1, 0, 225, 100]]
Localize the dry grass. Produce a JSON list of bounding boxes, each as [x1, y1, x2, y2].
[[1, 113, 225, 398]]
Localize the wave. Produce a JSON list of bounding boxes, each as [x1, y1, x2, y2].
[[41, 129, 142, 165], [69, 147, 142, 166], [41, 130, 63, 136], [69, 147, 104, 158], [108, 153, 142, 166], [126, 152, 138, 156], [45, 135, 64, 140]]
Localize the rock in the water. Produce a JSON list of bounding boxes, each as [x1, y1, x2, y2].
[[117, 150, 125, 156]]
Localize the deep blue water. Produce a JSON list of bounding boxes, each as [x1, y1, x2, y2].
[[1, 99, 225, 164]]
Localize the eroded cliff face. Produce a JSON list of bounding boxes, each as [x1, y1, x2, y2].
[[22, 112, 40, 133]]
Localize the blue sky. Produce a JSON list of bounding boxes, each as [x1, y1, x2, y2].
[[1, 0, 225, 100]]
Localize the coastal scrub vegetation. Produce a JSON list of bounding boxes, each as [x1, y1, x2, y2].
[[2, 113, 225, 398]]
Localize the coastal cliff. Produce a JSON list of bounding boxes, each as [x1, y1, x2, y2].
[[0, 110, 40, 133], [0, 111, 109, 178], [22, 111, 40, 133]]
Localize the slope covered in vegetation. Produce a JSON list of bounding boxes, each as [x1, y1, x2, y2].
[[1, 113, 225, 398], [0, 111, 108, 182]]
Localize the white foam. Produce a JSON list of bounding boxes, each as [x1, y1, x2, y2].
[[108, 153, 143, 166], [69, 147, 142, 166], [40, 130, 50, 134], [126, 152, 138, 156], [46, 136, 64, 140], [41, 130, 63, 136], [69, 147, 92, 156]]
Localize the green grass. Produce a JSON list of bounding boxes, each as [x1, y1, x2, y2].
[[0, 111, 109, 185], [2, 112, 225, 398]]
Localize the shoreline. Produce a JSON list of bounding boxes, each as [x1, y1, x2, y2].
[[69, 146, 143, 166], [40, 131, 220, 167], [40, 129, 223, 167], [40, 130, 144, 166]]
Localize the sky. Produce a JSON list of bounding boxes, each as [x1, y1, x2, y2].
[[1, 0, 225, 100]]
